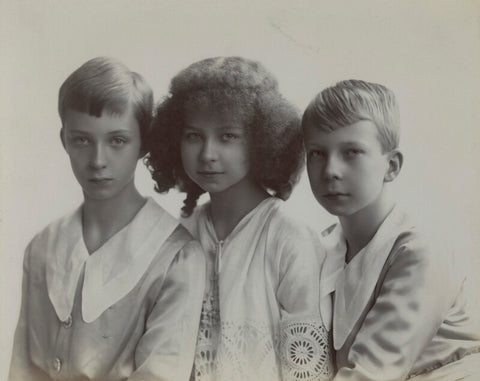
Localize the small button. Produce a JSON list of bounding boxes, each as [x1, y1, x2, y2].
[[53, 357, 62, 373], [62, 315, 72, 329]]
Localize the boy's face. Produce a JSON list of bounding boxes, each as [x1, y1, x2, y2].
[[304, 120, 391, 217], [61, 108, 142, 202], [181, 108, 251, 195]]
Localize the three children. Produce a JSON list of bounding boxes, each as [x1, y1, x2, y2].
[[9, 57, 480, 381]]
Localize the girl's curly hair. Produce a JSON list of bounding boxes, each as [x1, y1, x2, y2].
[[145, 56, 304, 217]]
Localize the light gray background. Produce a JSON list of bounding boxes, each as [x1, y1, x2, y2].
[[1, 1, 479, 378]]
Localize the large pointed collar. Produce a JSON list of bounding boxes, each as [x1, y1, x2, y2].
[[328, 206, 412, 350], [46, 198, 179, 323]]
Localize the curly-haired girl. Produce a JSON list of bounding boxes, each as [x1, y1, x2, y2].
[[146, 57, 333, 381]]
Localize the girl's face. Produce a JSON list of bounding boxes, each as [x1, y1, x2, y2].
[[181, 109, 251, 196], [61, 107, 142, 202]]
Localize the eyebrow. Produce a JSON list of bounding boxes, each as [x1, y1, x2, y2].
[[304, 140, 368, 149], [184, 125, 244, 131], [341, 141, 367, 146], [68, 129, 133, 135]]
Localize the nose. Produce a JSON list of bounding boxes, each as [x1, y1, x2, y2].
[[200, 139, 219, 162], [323, 154, 342, 180], [89, 143, 107, 169]]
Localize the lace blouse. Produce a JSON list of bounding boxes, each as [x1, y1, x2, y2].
[[183, 197, 334, 381]]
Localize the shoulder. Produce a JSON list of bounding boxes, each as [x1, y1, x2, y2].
[[28, 208, 76, 244], [265, 199, 326, 262], [384, 212, 460, 289], [25, 207, 81, 263], [147, 203, 206, 268], [266, 199, 319, 241], [179, 202, 208, 239], [390, 220, 449, 267]]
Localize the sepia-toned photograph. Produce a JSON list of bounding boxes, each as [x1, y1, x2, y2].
[[1, 1, 479, 380]]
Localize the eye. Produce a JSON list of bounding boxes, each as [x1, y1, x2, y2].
[[221, 133, 239, 142], [110, 137, 127, 146], [307, 149, 325, 159], [72, 136, 90, 145], [344, 148, 363, 158], [183, 131, 201, 142]]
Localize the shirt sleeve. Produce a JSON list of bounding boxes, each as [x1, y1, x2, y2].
[[129, 240, 206, 381], [275, 225, 334, 381], [8, 242, 52, 381], [334, 237, 457, 381]]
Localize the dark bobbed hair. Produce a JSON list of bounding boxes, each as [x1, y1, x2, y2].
[[145, 56, 304, 217], [58, 57, 153, 153], [302, 79, 400, 153]]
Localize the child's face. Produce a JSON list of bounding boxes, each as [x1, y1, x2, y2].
[[304, 120, 390, 217], [61, 108, 142, 202], [181, 109, 250, 195]]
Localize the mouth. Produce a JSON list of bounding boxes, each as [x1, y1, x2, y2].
[[323, 192, 349, 199], [197, 171, 224, 177], [89, 178, 113, 184]]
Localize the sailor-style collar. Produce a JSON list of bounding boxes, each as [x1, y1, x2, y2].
[[45, 197, 179, 323], [322, 206, 413, 350]]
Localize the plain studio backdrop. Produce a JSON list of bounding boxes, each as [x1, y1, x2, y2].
[[1, 0, 479, 378]]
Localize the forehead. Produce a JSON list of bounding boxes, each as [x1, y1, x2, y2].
[[304, 120, 381, 148], [184, 106, 244, 130], [63, 107, 139, 133]]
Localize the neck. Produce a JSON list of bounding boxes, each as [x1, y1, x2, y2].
[[339, 189, 394, 263], [82, 180, 145, 253], [209, 176, 269, 240]]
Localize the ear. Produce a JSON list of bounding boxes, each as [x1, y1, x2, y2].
[[60, 127, 67, 150], [384, 149, 403, 182]]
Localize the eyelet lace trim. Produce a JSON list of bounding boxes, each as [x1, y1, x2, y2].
[[193, 293, 333, 381], [279, 320, 333, 380]]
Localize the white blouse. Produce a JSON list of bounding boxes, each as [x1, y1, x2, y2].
[[9, 197, 206, 381], [321, 206, 480, 381], [183, 197, 333, 381]]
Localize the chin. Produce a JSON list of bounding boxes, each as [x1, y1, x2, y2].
[[319, 202, 352, 217]]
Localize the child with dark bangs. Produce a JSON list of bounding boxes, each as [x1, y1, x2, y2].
[[146, 56, 334, 381], [8, 57, 205, 381]]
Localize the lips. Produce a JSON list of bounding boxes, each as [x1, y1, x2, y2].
[[323, 192, 349, 199], [197, 171, 224, 176], [89, 178, 113, 184]]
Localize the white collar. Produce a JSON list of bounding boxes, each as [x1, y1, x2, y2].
[[46, 198, 179, 323], [206, 197, 278, 239], [326, 206, 412, 349]]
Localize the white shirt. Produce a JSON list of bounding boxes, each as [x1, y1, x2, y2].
[[9, 197, 206, 381], [322, 206, 480, 381], [183, 197, 333, 381]]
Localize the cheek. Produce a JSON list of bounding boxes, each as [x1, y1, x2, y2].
[[237, 150, 250, 174], [306, 160, 321, 181], [67, 150, 85, 167], [354, 162, 386, 191], [180, 144, 196, 170]]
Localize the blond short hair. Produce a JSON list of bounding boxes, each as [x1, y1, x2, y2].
[[302, 79, 400, 152]]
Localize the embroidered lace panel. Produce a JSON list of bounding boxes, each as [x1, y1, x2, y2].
[[193, 291, 333, 381]]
